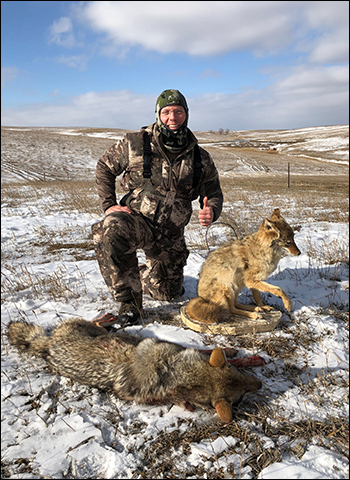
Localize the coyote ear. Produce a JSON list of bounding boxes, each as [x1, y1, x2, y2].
[[263, 219, 279, 237], [215, 399, 232, 423], [209, 347, 227, 368], [270, 208, 281, 220]]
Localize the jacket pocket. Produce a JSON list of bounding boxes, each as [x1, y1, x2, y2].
[[139, 191, 162, 222], [121, 188, 164, 222]]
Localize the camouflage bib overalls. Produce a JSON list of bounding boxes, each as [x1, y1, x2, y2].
[[92, 123, 223, 305]]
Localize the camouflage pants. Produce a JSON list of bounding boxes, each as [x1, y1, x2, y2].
[[92, 212, 189, 303]]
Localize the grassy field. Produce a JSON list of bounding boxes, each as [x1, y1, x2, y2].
[[1, 127, 349, 478]]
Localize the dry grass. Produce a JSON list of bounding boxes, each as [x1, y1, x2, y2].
[[1, 179, 102, 215], [219, 173, 349, 228], [131, 308, 349, 478], [133, 412, 348, 478], [1, 154, 349, 478], [129, 372, 349, 478]]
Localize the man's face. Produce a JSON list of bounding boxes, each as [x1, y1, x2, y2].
[[160, 105, 186, 130]]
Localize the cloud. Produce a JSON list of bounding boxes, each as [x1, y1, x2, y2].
[[190, 64, 348, 130], [48, 17, 80, 48], [309, 31, 349, 64], [199, 69, 221, 79], [48, 89, 61, 97], [2, 62, 348, 130], [275, 65, 349, 95], [55, 54, 89, 70], [1, 91, 155, 129], [77, 1, 296, 56], [299, 2, 349, 64], [1, 67, 18, 88], [74, 1, 348, 64]]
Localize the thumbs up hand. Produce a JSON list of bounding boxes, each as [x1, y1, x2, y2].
[[199, 196, 214, 227]]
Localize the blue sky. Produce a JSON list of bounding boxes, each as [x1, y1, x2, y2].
[[1, 1, 349, 131]]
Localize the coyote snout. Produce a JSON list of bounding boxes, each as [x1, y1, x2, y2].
[[8, 319, 262, 423], [187, 208, 301, 323]]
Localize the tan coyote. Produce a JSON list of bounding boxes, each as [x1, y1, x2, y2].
[[7, 318, 262, 423], [186, 208, 301, 323]]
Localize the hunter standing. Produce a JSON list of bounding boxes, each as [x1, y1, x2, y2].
[[92, 89, 223, 327]]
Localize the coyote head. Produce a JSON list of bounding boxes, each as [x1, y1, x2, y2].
[[208, 348, 262, 423], [261, 208, 301, 256]]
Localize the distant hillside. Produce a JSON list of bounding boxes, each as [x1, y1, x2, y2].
[[1, 125, 348, 183]]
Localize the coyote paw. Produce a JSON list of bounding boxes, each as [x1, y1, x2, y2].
[[222, 347, 238, 358], [284, 299, 293, 311], [261, 305, 274, 312], [255, 305, 273, 313], [182, 401, 196, 412]]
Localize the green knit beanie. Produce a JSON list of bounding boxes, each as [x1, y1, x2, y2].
[[155, 89, 189, 152], [155, 89, 189, 122]]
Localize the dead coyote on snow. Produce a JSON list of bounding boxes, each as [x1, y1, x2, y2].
[[187, 208, 301, 323], [8, 318, 262, 423]]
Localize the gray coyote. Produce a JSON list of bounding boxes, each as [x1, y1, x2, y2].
[[8, 318, 262, 423]]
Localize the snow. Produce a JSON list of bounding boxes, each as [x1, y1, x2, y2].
[[1, 126, 349, 478], [2, 203, 348, 478], [197, 125, 349, 166], [257, 446, 349, 479]]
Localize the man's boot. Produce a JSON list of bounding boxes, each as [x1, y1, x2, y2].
[[117, 294, 143, 327]]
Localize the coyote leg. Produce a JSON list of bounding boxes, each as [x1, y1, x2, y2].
[[248, 282, 292, 311], [251, 289, 274, 312], [227, 293, 262, 319]]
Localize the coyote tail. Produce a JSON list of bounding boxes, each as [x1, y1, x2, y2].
[[8, 321, 50, 358], [186, 298, 227, 324]]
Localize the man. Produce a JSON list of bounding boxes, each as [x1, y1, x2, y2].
[[92, 89, 223, 327]]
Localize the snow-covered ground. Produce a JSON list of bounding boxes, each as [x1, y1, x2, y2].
[[1, 125, 348, 184], [2, 211, 349, 478], [1, 125, 349, 478], [197, 125, 349, 164]]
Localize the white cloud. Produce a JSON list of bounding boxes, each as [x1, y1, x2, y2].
[[48, 89, 61, 97], [275, 65, 349, 95], [309, 31, 349, 64], [301, 1, 349, 64], [1, 67, 18, 88], [1, 91, 155, 129], [2, 64, 348, 130], [303, 1, 349, 30], [48, 17, 79, 48], [77, 1, 296, 56], [199, 69, 221, 79], [73, 0, 349, 64], [56, 54, 89, 71]]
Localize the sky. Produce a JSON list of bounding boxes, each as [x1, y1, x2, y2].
[[1, 1, 349, 131]]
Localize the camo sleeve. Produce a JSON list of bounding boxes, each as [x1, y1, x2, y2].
[[95, 136, 130, 213], [198, 149, 223, 222]]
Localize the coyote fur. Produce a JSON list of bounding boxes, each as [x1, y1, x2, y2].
[[187, 208, 301, 323], [7, 319, 262, 423]]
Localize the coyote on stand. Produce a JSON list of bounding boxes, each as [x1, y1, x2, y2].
[[187, 208, 301, 324], [8, 318, 262, 423]]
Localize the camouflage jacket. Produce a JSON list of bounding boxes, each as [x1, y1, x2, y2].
[[95, 123, 223, 233]]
